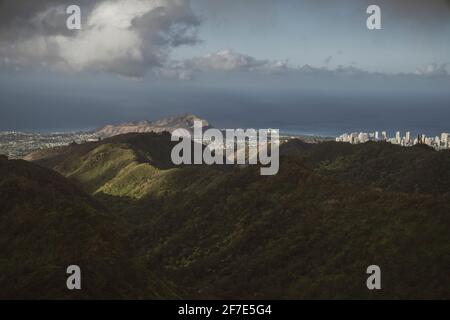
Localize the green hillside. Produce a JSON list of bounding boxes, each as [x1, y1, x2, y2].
[[22, 133, 450, 299], [297, 141, 450, 195], [0, 156, 177, 299]]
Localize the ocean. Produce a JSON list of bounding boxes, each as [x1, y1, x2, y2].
[[1, 77, 449, 137]]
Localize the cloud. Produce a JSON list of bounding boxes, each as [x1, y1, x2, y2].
[[155, 48, 450, 82], [1, 0, 449, 81], [0, 0, 200, 77], [158, 49, 370, 80], [415, 63, 448, 77], [158, 49, 290, 79], [186, 49, 289, 72]]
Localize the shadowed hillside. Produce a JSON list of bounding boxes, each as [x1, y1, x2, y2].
[[0, 157, 177, 299], [282, 140, 450, 195], [20, 133, 450, 299]]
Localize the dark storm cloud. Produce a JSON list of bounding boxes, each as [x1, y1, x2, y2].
[[0, 0, 201, 77], [0, 0, 97, 39]]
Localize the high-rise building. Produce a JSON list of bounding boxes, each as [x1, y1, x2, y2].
[[441, 133, 449, 148], [335, 131, 449, 150], [358, 132, 369, 143], [405, 131, 411, 144], [396, 131, 401, 144]]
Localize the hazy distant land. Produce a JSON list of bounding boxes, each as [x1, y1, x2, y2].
[[0, 114, 335, 159]]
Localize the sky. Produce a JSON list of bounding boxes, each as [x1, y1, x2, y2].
[[181, 0, 450, 73], [0, 0, 449, 133]]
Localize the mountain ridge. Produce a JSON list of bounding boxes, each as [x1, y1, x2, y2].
[[19, 132, 450, 299], [96, 114, 210, 138]]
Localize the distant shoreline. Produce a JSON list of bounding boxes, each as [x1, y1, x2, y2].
[[2, 128, 448, 141]]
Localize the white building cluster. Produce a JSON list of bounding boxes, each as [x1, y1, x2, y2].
[[336, 131, 450, 150]]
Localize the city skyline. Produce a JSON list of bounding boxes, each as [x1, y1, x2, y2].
[[337, 130, 450, 150]]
